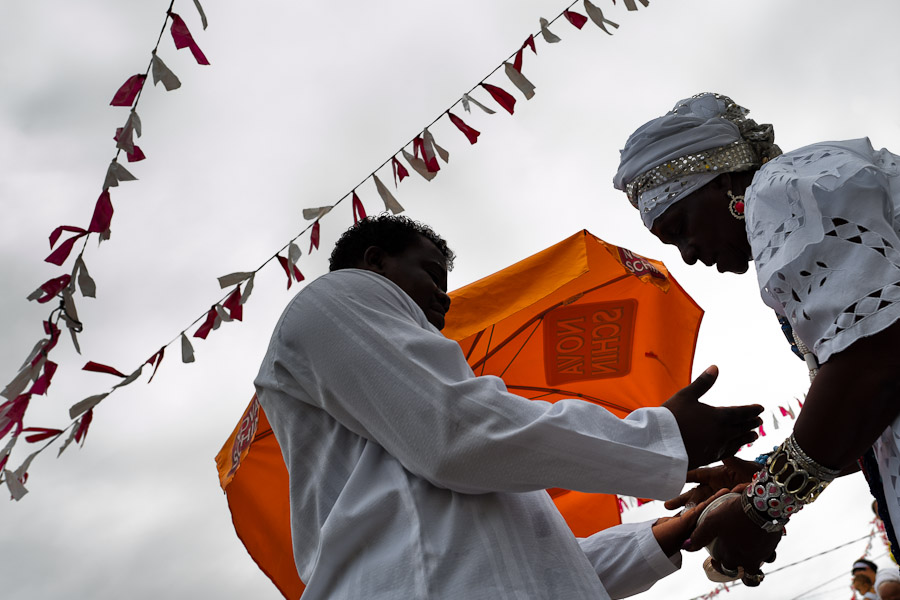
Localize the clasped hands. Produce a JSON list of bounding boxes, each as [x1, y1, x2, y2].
[[656, 366, 783, 587]]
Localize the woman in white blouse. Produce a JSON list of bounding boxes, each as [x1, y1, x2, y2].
[[614, 92, 900, 587]]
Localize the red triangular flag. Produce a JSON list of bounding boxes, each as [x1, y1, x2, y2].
[[88, 190, 113, 234], [481, 84, 516, 115], [126, 146, 146, 162], [169, 12, 210, 65], [194, 306, 218, 339], [512, 48, 524, 73], [110, 74, 146, 107], [392, 157, 409, 186], [23, 427, 64, 444], [412, 137, 440, 173], [146, 347, 166, 383], [49, 225, 87, 249], [82, 361, 127, 378], [448, 113, 480, 145], [309, 220, 320, 253], [223, 287, 243, 321], [352, 192, 367, 224], [276, 255, 294, 290], [45, 230, 88, 266], [28, 361, 58, 396], [33, 275, 72, 303], [564, 10, 589, 29], [524, 34, 536, 54], [74, 409, 94, 445]]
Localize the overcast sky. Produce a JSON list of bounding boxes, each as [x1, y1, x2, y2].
[[2, 1, 899, 599]]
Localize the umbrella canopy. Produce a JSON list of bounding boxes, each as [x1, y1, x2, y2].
[[216, 230, 703, 599]]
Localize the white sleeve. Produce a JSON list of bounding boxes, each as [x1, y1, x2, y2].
[[256, 269, 687, 497], [747, 141, 900, 362], [579, 521, 680, 599]]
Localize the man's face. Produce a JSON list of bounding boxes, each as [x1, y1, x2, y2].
[[853, 567, 877, 593], [373, 235, 451, 330]]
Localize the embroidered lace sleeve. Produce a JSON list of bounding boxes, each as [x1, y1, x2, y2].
[[745, 139, 900, 362]]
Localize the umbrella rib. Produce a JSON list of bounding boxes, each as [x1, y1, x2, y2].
[[469, 274, 631, 372], [498, 317, 543, 378], [464, 329, 485, 361], [479, 324, 495, 376], [505, 384, 632, 414]]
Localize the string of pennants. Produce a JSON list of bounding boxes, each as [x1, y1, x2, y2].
[[0, 0, 651, 499], [685, 520, 889, 600]]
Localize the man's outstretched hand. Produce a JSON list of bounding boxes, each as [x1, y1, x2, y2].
[[662, 366, 764, 470]]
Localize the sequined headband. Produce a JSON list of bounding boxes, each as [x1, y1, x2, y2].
[[625, 140, 760, 208]]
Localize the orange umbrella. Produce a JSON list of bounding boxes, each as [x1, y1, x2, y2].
[[216, 230, 703, 599]]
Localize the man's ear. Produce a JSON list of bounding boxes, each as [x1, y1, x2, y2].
[[361, 246, 387, 274]]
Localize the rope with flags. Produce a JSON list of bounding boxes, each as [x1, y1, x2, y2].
[[1, 0, 650, 499]]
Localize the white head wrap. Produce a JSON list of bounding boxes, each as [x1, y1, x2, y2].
[[613, 93, 780, 228]]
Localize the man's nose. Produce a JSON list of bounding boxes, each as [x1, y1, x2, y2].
[[437, 290, 451, 312]]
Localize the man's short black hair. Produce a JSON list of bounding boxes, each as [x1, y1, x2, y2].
[[853, 558, 879, 574], [328, 214, 455, 272]]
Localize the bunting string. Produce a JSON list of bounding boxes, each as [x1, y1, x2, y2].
[[683, 533, 886, 600], [0, 0, 651, 498]]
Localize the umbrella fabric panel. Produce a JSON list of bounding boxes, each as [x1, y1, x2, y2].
[[218, 400, 305, 600]]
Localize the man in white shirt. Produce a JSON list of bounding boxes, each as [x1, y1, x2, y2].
[[255, 215, 763, 599]]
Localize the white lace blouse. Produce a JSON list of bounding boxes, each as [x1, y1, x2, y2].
[[745, 137, 900, 535]]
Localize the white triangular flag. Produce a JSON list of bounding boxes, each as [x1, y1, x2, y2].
[[584, 0, 619, 35], [503, 63, 536, 99], [462, 93, 495, 115], [2, 364, 38, 401], [302, 206, 333, 221], [61, 289, 81, 354], [192, 0, 209, 29], [401, 149, 437, 181], [125, 110, 142, 139], [112, 365, 144, 389], [57, 427, 78, 457], [623, 0, 649, 11], [240, 274, 255, 305], [539, 18, 561, 43], [13, 451, 39, 483], [288, 242, 302, 267], [423, 128, 449, 163], [181, 333, 196, 363], [69, 393, 109, 420], [4, 468, 28, 501], [215, 304, 233, 323], [373, 175, 404, 214], [151, 54, 182, 91], [74, 256, 96, 298], [104, 160, 137, 189], [218, 271, 254, 289]]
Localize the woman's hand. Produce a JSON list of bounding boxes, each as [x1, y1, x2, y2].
[[664, 457, 761, 510], [683, 485, 781, 587], [651, 488, 731, 556]]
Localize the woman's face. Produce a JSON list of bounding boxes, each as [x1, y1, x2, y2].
[[649, 178, 753, 274]]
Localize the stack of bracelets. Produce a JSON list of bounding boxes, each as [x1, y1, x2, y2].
[[742, 434, 841, 532]]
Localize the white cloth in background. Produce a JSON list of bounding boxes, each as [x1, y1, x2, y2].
[[255, 268, 689, 600], [876, 566, 900, 599], [745, 137, 900, 540]]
